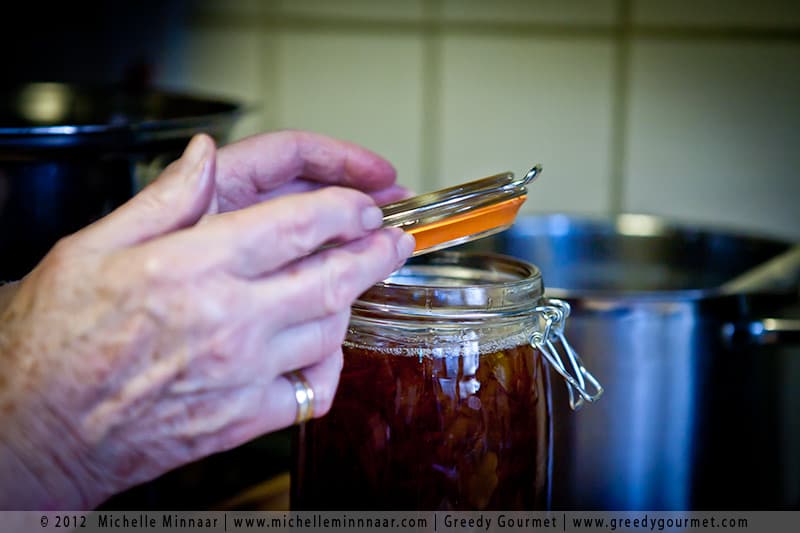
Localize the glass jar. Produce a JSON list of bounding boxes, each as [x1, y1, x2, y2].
[[291, 251, 601, 511]]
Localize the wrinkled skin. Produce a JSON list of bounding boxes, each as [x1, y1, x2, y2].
[[0, 130, 415, 510]]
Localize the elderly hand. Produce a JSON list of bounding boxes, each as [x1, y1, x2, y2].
[[0, 131, 415, 510]]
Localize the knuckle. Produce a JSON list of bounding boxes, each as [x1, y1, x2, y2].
[[296, 135, 343, 177], [321, 259, 360, 314], [138, 182, 174, 214], [125, 247, 172, 286], [46, 235, 77, 265], [318, 185, 363, 205], [314, 387, 336, 418], [377, 230, 402, 269], [308, 187, 365, 228], [277, 202, 319, 256], [36, 235, 83, 286], [314, 311, 351, 355], [140, 252, 165, 281], [313, 356, 342, 418], [273, 188, 373, 261]]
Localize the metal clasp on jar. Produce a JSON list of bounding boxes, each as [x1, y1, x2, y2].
[[530, 299, 603, 410]]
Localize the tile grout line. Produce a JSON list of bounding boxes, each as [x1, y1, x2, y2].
[[258, 3, 283, 131], [420, 0, 444, 190], [609, 0, 633, 217], [188, 12, 800, 42], [256, 32, 273, 131]]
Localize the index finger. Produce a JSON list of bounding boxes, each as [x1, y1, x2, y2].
[[128, 186, 392, 280], [215, 130, 397, 211]]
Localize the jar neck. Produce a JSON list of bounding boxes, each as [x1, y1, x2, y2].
[[347, 252, 544, 356], [351, 251, 544, 323]]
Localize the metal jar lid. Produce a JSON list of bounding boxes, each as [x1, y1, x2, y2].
[[381, 164, 542, 255]]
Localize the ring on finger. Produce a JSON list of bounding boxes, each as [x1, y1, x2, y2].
[[284, 369, 315, 424]]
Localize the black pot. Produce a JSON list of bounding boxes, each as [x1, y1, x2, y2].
[[0, 83, 241, 280]]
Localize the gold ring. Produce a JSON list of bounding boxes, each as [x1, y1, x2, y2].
[[284, 370, 315, 424]]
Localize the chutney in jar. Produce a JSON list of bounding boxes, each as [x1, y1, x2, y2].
[[291, 252, 553, 510]]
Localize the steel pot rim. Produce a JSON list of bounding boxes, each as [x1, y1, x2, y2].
[[508, 212, 798, 302]]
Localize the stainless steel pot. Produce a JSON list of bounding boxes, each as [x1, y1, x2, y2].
[[462, 213, 800, 510], [0, 83, 241, 280]]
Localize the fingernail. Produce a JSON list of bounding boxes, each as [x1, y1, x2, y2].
[[182, 136, 216, 190], [396, 231, 416, 259], [360, 206, 384, 231], [398, 186, 417, 200], [181, 134, 212, 169], [194, 157, 214, 187]]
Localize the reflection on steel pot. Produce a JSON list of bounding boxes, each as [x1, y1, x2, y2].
[[0, 83, 241, 280], [460, 213, 800, 510]]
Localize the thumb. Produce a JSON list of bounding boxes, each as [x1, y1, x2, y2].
[[77, 134, 217, 250]]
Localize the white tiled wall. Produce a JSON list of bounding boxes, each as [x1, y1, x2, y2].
[[438, 35, 615, 215], [625, 41, 800, 240], [158, 25, 266, 140], [632, 0, 800, 28], [156, 0, 800, 241], [276, 0, 425, 21], [440, 0, 617, 25], [274, 31, 426, 194]]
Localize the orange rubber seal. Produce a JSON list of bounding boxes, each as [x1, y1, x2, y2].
[[406, 195, 527, 254], [381, 165, 541, 256]]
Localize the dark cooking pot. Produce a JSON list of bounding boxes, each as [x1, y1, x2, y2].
[[462, 213, 800, 510], [0, 83, 241, 280]]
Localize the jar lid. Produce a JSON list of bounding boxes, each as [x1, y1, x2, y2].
[[381, 164, 542, 255]]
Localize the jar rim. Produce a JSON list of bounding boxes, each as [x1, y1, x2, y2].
[[352, 251, 544, 321]]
